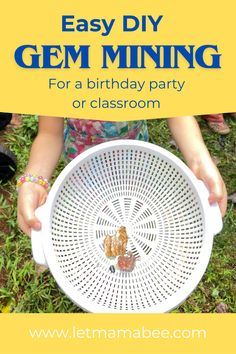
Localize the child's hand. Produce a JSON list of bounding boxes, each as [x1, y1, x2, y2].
[[17, 183, 48, 236], [190, 158, 227, 217], [167, 117, 227, 216]]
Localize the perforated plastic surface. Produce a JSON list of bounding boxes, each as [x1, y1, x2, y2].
[[33, 140, 222, 313]]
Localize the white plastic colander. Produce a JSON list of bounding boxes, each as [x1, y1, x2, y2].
[[32, 140, 222, 313]]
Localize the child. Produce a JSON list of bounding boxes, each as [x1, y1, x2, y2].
[[17, 116, 227, 236]]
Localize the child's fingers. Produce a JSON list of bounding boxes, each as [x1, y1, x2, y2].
[[209, 193, 227, 217], [18, 197, 42, 236], [208, 179, 227, 217], [17, 213, 34, 237], [17, 183, 47, 236], [218, 198, 227, 218], [218, 183, 227, 217], [23, 207, 41, 232], [17, 215, 29, 236]]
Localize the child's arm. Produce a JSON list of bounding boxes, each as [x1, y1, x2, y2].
[[17, 117, 64, 236], [24, 116, 64, 178], [167, 116, 227, 216]]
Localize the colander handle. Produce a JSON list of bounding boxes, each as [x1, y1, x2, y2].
[[197, 180, 223, 236], [31, 206, 48, 267]]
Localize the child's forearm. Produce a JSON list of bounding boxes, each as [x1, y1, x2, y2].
[[25, 117, 64, 180], [167, 116, 211, 167], [25, 134, 63, 179]]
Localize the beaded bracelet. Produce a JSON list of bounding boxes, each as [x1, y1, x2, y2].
[[16, 173, 50, 192]]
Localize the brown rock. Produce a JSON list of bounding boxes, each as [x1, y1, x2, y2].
[[103, 226, 128, 257]]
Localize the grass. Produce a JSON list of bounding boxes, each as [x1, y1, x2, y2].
[[0, 116, 235, 313]]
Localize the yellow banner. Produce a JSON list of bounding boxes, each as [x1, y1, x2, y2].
[[0, 314, 235, 354], [0, 0, 235, 120]]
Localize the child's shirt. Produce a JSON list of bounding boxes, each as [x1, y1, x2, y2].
[[64, 119, 148, 163]]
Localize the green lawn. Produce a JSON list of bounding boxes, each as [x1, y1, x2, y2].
[[0, 116, 235, 313]]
